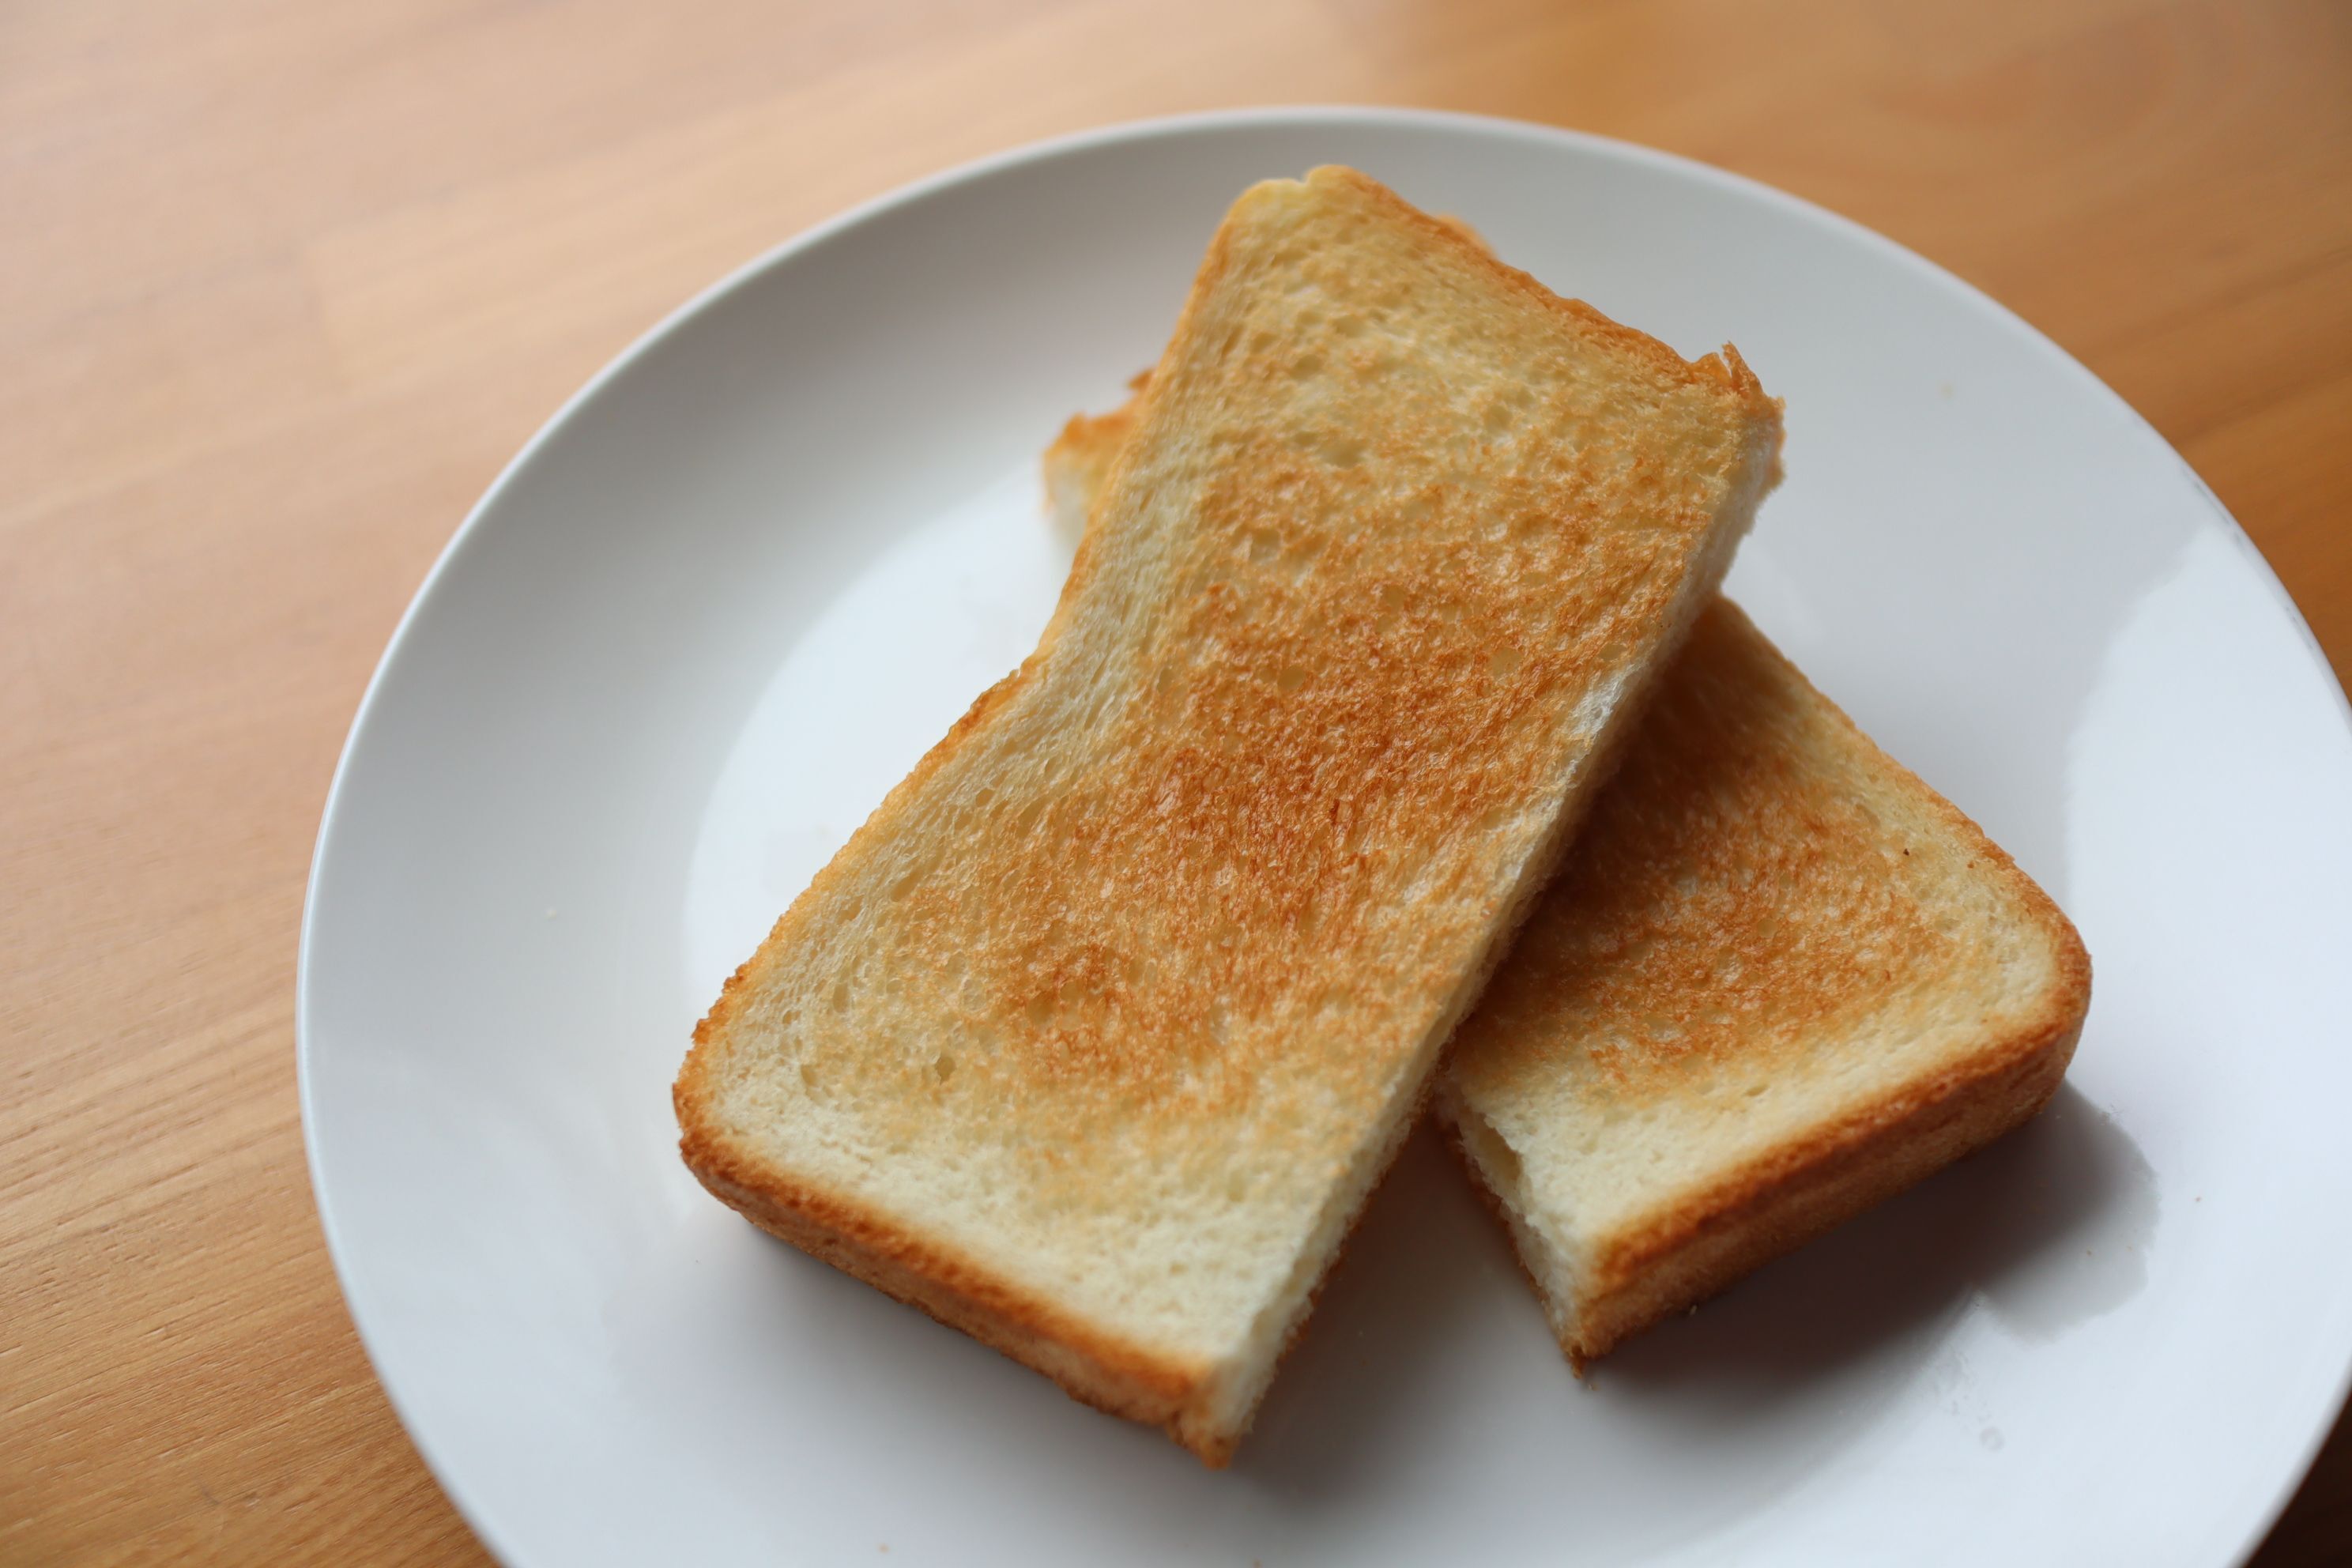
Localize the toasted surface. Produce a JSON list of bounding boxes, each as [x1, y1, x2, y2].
[[678, 165, 1782, 1461], [1438, 601, 2088, 1360], [1050, 394, 2087, 1369]]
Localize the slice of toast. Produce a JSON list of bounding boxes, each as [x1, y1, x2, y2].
[[677, 167, 1783, 1462], [1048, 390, 2089, 1370]]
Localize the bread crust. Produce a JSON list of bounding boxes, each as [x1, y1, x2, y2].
[[677, 165, 1782, 1459], [1445, 982, 2082, 1365], [674, 986, 1448, 1465], [1303, 166, 1774, 411], [676, 1080, 1230, 1455], [1576, 994, 2080, 1361]]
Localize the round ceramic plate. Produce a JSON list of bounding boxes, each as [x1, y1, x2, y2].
[[300, 108, 2352, 1566]]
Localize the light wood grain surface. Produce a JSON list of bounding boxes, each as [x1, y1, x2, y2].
[[4, 0, 2347, 1561]]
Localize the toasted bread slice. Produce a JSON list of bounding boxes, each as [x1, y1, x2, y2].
[[677, 167, 1783, 1462], [1048, 390, 2088, 1370]]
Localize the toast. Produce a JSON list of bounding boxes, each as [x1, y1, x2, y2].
[[676, 167, 1783, 1462], [1048, 391, 2089, 1370]]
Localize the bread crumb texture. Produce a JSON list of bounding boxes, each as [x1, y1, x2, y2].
[[677, 167, 1780, 1447]]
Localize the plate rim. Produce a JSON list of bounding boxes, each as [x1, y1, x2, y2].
[[296, 103, 2352, 1567]]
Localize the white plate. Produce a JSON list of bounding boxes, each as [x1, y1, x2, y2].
[[300, 108, 2352, 1566]]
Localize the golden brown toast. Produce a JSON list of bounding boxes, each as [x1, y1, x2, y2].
[[1048, 387, 2088, 1369], [676, 167, 1783, 1462]]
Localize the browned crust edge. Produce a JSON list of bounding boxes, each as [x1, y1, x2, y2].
[[1578, 995, 2082, 1363], [1301, 167, 1779, 417], [673, 1055, 1443, 1468], [1442, 998, 2082, 1367], [674, 1087, 1237, 1461]]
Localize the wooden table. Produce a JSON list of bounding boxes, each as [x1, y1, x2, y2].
[[5, 0, 2346, 1560]]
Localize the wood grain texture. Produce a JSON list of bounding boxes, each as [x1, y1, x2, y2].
[[2, 0, 2346, 1560]]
